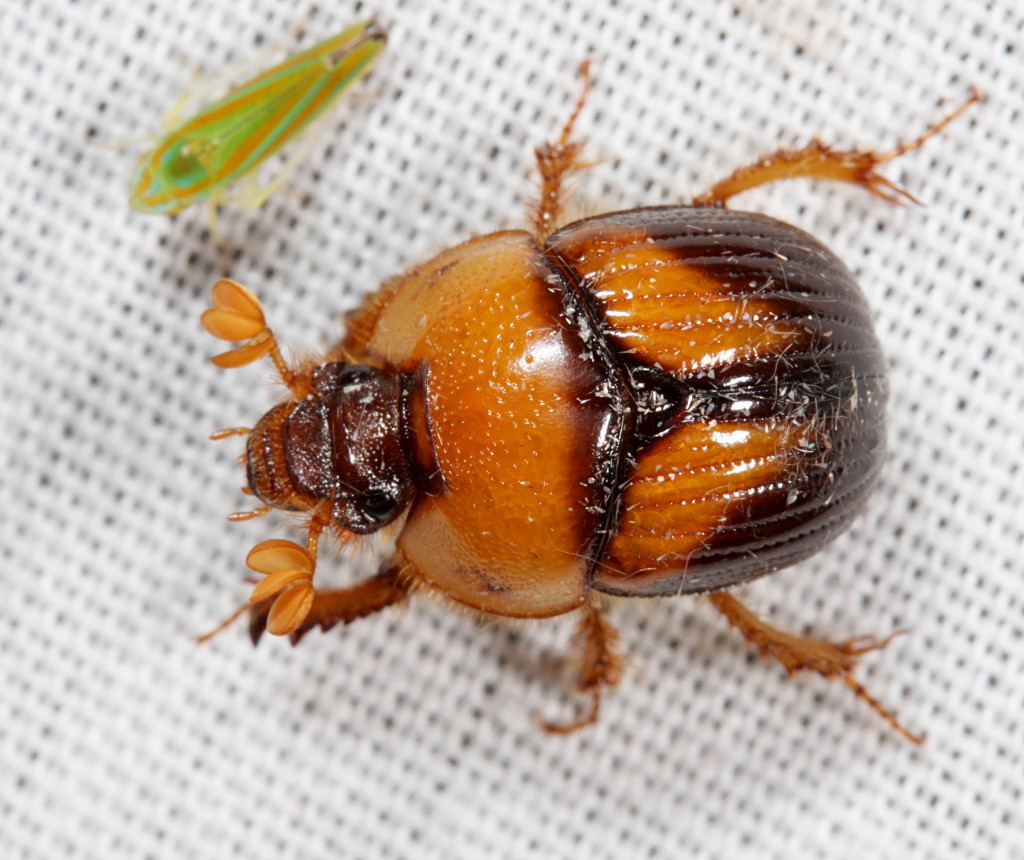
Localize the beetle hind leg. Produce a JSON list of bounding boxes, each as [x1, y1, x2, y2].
[[708, 591, 924, 743], [539, 596, 623, 733], [691, 88, 982, 208]]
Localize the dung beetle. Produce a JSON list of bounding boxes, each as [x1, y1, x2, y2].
[[201, 64, 979, 738]]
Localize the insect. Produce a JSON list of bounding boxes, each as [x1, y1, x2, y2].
[[129, 19, 386, 236], [200, 63, 979, 737]]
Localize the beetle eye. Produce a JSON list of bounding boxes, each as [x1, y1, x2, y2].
[[335, 364, 374, 389], [361, 490, 399, 524]]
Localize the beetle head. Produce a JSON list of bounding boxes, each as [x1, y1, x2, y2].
[[245, 363, 414, 534]]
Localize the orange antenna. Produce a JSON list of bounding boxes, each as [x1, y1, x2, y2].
[[201, 279, 311, 396]]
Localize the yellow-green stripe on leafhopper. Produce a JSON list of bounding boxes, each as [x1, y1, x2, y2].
[[129, 19, 386, 232]]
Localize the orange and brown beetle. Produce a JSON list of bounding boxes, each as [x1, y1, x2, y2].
[[201, 65, 979, 738]]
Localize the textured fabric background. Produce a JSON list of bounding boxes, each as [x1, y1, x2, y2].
[[1, 1, 1021, 858]]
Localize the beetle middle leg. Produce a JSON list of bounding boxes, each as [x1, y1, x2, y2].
[[707, 591, 924, 743], [691, 89, 982, 208], [529, 60, 600, 241], [539, 596, 623, 733]]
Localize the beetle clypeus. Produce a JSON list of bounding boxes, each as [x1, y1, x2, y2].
[[201, 64, 979, 738]]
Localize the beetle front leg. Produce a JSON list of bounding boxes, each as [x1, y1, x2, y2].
[[692, 89, 981, 208], [199, 559, 409, 645], [539, 596, 623, 733], [708, 591, 924, 743], [249, 562, 409, 645]]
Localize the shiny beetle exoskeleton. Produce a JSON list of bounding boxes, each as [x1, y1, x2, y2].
[[201, 64, 980, 738]]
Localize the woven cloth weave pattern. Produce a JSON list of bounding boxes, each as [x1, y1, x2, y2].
[[1, 1, 1021, 858]]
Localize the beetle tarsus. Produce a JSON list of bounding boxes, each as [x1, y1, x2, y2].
[[691, 89, 982, 208], [194, 602, 252, 644], [539, 599, 622, 734], [539, 689, 602, 734], [530, 60, 599, 240], [708, 591, 923, 743], [842, 674, 925, 745]]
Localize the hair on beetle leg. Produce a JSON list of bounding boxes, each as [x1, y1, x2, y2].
[[707, 591, 923, 743], [691, 88, 982, 208], [529, 60, 604, 241]]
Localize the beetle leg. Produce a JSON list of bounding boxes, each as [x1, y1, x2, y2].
[[708, 591, 924, 744], [195, 602, 252, 644], [539, 596, 623, 733], [691, 89, 982, 208], [248, 563, 409, 645], [530, 60, 601, 241], [200, 517, 408, 645]]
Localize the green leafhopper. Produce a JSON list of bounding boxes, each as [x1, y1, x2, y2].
[[129, 19, 386, 233]]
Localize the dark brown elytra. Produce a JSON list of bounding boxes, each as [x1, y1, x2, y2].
[[544, 206, 889, 597], [200, 63, 981, 739]]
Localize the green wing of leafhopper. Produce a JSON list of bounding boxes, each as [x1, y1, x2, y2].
[[130, 20, 386, 216]]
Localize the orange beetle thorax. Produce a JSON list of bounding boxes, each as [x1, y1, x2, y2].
[[245, 363, 415, 533]]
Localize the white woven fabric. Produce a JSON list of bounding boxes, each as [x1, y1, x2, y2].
[[2, 1, 1022, 857]]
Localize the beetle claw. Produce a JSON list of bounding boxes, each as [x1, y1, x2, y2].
[[537, 690, 602, 734]]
